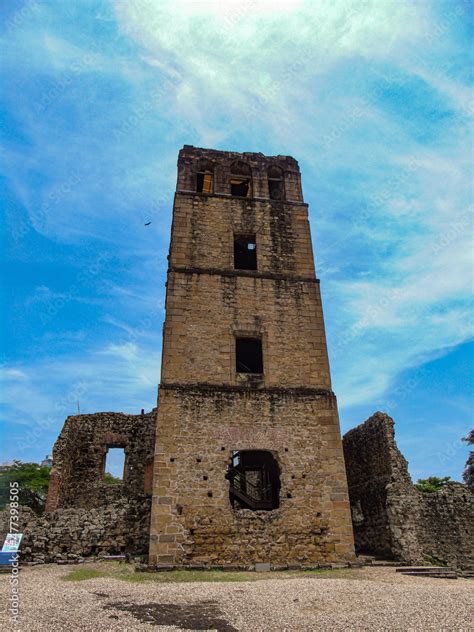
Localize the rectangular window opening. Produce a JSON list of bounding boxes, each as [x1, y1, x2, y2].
[[103, 447, 125, 484], [197, 172, 213, 193], [268, 179, 284, 200], [234, 235, 257, 270], [236, 337, 263, 374], [230, 178, 250, 197]]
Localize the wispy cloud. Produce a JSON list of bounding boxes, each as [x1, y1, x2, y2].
[[0, 0, 472, 478], [112, 0, 473, 407]]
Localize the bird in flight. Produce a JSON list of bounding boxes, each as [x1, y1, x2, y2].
[[144, 221, 151, 226]]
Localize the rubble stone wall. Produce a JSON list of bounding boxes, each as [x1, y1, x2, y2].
[[343, 412, 474, 569], [9, 409, 157, 561], [0, 500, 152, 563], [417, 483, 474, 570], [46, 410, 156, 510]]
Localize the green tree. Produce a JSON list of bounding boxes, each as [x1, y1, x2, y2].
[[415, 476, 451, 493], [0, 461, 51, 515], [462, 430, 473, 491], [103, 472, 122, 485]]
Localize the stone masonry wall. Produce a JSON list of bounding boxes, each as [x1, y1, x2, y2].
[[149, 386, 354, 567], [13, 409, 157, 561], [416, 483, 474, 570], [161, 272, 331, 389], [150, 146, 355, 567], [343, 412, 474, 569], [47, 410, 156, 510], [0, 500, 152, 563]]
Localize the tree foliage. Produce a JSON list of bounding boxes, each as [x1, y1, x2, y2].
[[103, 472, 122, 486], [415, 476, 451, 493], [0, 461, 51, 515], [462, 430, 473, 491]]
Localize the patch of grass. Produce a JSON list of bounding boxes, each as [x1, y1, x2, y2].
[[424, 555, 448, 567], [124, 570, 260, 583], [64, 568, 108, 581], [63, 562, 359, 584]]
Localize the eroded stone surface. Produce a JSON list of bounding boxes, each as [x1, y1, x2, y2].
[[0, 410, 156, 562], [343, 412, 474, 570], [149, 146, 355, 567]]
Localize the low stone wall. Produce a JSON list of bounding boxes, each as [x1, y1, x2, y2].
[[0, 499, 151, 563], [343, 412, 474, 570], [417, 483, 474, 570]]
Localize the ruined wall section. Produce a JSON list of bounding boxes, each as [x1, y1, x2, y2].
[[0, 501, 152, 563], [417, 483, 474, 570], [21, 409, 159, 560], [46, 410, 156, 510], [343, 412, 474, 569]]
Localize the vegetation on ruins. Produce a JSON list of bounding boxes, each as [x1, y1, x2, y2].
[[0, 460, 51, 514], [414, 476, 451, 493], [103, 472, 122, 485], [462, 430, 473, 491], [63, 562, 356, 584], [414, 431, 474, 493]]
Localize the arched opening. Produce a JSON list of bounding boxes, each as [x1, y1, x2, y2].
[[230, 161, 252, 197], [226, 450, 280, 510], [267, 165, 285, 200], [196, 159, 214, 193]]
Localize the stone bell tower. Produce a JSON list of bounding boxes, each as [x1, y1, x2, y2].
[[149, 146, 355, 568]]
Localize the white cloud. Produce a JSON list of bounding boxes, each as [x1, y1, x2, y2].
[[0, 338, 161, 460], [1, 0, 472, 460]]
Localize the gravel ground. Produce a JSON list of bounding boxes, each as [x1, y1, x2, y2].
[[1, 564, 472, 631]]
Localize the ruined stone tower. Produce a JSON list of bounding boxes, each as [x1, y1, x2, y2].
[[149, 146, 355, 567]]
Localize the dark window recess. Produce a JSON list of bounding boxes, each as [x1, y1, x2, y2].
[[230, 178, 250, 197], [230, 161, 252, 197], [196, 171, 213, 193], [268, 166, 285, 200], [226, 450, 280, 510], [234, 235, 257, 270], [236, 338, 263, 373], [268, 178, 284, 200]]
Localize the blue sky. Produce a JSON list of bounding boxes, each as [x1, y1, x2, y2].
[[0, 0, 472, 482]]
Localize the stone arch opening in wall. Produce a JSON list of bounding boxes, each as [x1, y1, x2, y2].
[[267, 165, 285, 200], [196, 159, 214, 193], [226, 449, 280, 510], [230, 160, 252, 197]]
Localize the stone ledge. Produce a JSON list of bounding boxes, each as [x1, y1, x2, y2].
[[159, 382, 335, 398], [168, 266, 319, 284], [175, 190, 308, 207]]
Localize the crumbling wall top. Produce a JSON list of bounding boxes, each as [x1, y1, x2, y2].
[[46, 409, 156, 511], [179, 145, 300, 171]]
